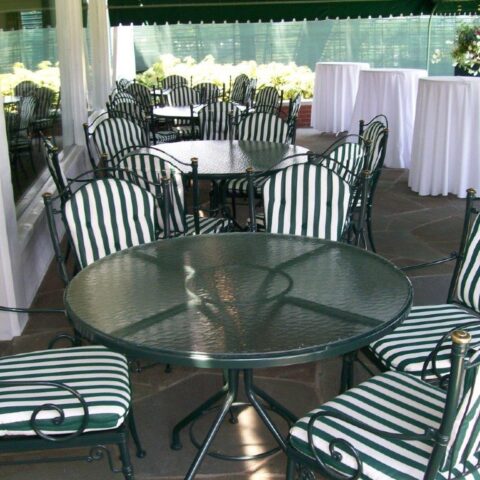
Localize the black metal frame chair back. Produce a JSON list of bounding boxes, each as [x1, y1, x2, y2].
[[286, 330, 480, 480], [83, 112, 150, 170], [40, 132, 70, 202], [286, 92, 302, 144], [255, 86, 283, 115], [358, 114, 389, 252], [235, 110, 290, 144], [14, 79, 38, 97], [193, 82, 222, 104], [112, 147, 201, 237], [116, 78, 132, 92], [258, 153, 370, 243], [229, 74, 249, 104], [0, 305, 145, 479], [44, 173, 158, 281], [160, 74, 189, 90], [197, 101, 236, 140], [126, 80, 153, 111]]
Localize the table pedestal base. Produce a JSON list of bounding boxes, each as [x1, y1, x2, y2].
[[171, 369, 297, 480]]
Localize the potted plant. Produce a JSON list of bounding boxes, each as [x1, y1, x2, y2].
[[452, 23, 480, 76]]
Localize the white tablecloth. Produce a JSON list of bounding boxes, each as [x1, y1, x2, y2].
[[409, 77, 480, 198], [350, 68, 428, 168], [311, 62, 369, 133]]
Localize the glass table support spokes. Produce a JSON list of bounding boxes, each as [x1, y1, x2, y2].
[[171, 368, 297, 480]]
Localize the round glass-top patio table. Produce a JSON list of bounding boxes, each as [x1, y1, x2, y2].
[[65, 233, 412, 478], [152, 140, 310, 178]]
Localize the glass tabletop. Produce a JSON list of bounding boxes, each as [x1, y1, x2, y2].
[[153, 140, 310, 178], [65, 233, 412, 368]]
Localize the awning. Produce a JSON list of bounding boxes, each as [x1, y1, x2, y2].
[[107, 0, 479, 25]]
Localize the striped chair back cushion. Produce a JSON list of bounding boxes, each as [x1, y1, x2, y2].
[[14, 80, 38, 97], [33, 87, 55, 119], [256, 86, 281, 112], [63, 178, 156, 268], [162, 75, 188, 89], [19, 96, 36, 131], [194, 83, 220, 104], [116, 78, 131, 91], [237, 112, 288, 144], [116, 152, 187, 234], [362, 121, 387, 172], [110, 91, 136, 104], [230, 74, 249, 103], [289, 93, 302, 121], [168, 86, 200, 107], [322, 142, 367, 185], [456, 214, 480, 312], [92, 117, 148, 162], [198, 102, 232, 140], [263, 163, 351, 240], [108, 98, 148, 123], [126, 83, 152, 111], [444, 350, 480, 472]]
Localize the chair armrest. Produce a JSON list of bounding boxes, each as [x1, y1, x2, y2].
[[303, 409, 435, 480], [401, 253, 457, 272], [422, 320, 480, 385], [0, 380, 89, 442]]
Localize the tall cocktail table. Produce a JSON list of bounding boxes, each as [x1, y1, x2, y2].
[[65, 233, 412, 479]]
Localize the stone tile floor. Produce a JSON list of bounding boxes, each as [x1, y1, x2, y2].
[[0, 128, 467, 479]]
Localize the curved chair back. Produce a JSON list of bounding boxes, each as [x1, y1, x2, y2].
[[168, 85, 200, 107], [237, 111, 289, 144], [116, 78, 132, 92], [197, 101, 234, 140], [287, 92, 302, 143], [90, 115, 149, 166], [126, 82, 152, 111], [161, 75, 188, 89], [114, 149, 192, 236], [230, 74, 249, 104], [33, 87, 55, 120], [262, 162, 352, 241], [63, 178, 157, 269], [14, 80, 38, 97], [18, 96, 36, 132], [359, 114, 388, 173], [255, 86, 283, 114], [110, 90, 136, 105], [194, 82, 221, 104]]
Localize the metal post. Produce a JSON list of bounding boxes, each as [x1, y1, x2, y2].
[[246, 167, 257, 232], [191, 158, 200, 235]]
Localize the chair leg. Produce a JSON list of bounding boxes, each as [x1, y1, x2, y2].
[[117, 431, 135, 480], [128, 408, 146, 458], [231, 193, 237, 219], [366, 206, 377, 253], [340, 351, 357, 393], [286, 455, 297, 479]]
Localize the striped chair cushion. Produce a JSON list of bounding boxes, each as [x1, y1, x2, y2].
[[168, 86, 199, 107], [162, 75, 188, 89], [197, 102, 232, 140], [290, 371, 457, 480], [226, 175, 268, 197], [322, 142, 366, 185], [362, 120, 387, 172], [185, 215, 231, 235], [154, 131, 179, 143], [255, 86, 281, 112], [92, 117, 148, 162], [369, 304, 480, 379], [0, 346, 130, 436], [237, 112, 288, 143], [116, 152, 187, 234], [126, 83, 152, 111], [457, 214, 480, 313], [230, 74, 249, 104], [263, 163, 351, 241], [64, 178, 157, 268]]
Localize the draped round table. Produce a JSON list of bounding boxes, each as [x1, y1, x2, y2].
[[65, 233, 412, 479], [311, 62, 370, 133], [409, 76, 480, 198], [350, 68, 428, 168]]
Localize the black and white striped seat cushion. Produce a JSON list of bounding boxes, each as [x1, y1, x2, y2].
[[290, 370, 480, 479], [185, 215, 231, 235], [154, 130, 179, 143], [226, 176, 268, 197], [0, 346, 130, 436], [369, 304, 480, 379]]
